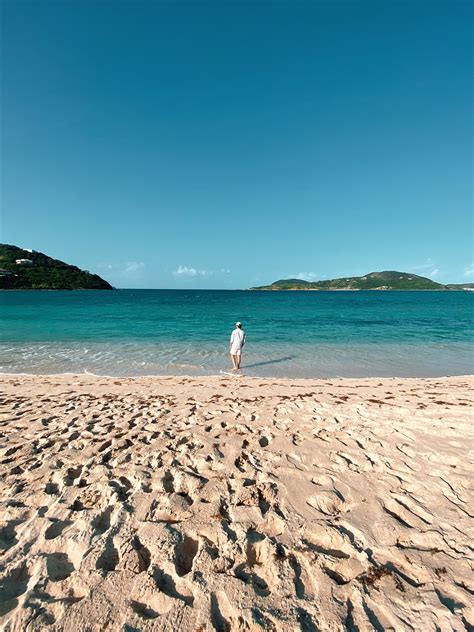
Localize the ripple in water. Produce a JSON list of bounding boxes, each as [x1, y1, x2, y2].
[[0, 340, 472, 378]]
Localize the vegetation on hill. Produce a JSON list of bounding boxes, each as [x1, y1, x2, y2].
[[0, 244, 113, 290], [251, 271, 466, 291], [446, 283, 474, 290]]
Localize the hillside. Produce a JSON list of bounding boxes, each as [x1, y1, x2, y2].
[[251, 271, 458, 291], [0, 244, 113, 290], [446, 283, 474, 290]]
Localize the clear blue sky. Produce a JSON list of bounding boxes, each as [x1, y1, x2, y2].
[[1, 0, 472, 288]]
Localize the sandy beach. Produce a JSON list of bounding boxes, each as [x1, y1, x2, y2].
[[0, 373, 473, 631]]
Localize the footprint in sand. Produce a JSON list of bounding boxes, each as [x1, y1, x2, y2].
[[0, 562, 30, 617], [96, 537, 120, 574], [46, 552, 75, 582], [306, 492, 345, 516]]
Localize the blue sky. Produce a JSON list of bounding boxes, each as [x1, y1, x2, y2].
[[1, 0, 472, 288]]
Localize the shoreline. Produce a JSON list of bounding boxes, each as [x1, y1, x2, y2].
[[1, 371, 473, 381], [1, 373, 473, 630]]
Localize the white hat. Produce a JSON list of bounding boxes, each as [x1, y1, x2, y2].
[[236, 321, 241, 326]]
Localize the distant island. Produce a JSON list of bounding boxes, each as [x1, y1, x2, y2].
[[0, 244, 113, 290], [251, 271, 474, 291]]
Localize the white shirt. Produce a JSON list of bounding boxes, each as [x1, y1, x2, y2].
[[230, 328, 246, 349]]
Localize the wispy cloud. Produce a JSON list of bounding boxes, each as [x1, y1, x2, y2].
[[173, 265, 231, 277], [173, 265, 207, 277], [97, 261, 146, 278], [288, 272, 319, 281], [464, 264, 474, 278], [409, 258, 439, 278], [124, 261, 145, 275]]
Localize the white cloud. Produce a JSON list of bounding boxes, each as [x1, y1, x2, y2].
[[289, 272, 319, 281], [97, 261, 145, 277], [464, 264, 474, 278], [173, 265, 230, 277], [173, 265, 207, 277], [124, 261, 145, 275], [409, 259, 439, 278]]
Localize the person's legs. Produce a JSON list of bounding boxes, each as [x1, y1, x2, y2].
[[237, 350, 242, 369], [230, 353, 237, 370]]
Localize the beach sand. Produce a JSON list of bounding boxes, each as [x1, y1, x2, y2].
[[0, 373, 473, 631]]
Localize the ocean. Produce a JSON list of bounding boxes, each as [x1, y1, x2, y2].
[[0, 289, 472, 378]]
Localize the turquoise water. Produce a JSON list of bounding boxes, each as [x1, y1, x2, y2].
[[0, 290, 472, 378]]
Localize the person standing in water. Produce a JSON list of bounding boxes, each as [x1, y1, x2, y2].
[[230, 321, 246, 370]]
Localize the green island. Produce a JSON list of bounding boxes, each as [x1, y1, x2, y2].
[[251, 271, 474, 291], [0, 244, 113, 290]]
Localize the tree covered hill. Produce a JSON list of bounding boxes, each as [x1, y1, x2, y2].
[[251, 271, 460, 291], [0, 244, 113, 290]]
